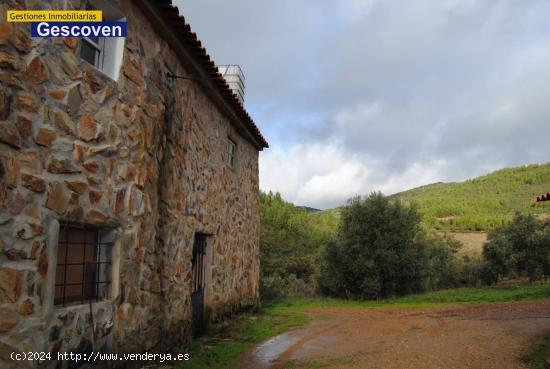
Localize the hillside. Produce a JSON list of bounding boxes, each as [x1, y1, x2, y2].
[[307, 208, 340, 238], [265, 163, 550, 261], [391, 163, 550, 231]]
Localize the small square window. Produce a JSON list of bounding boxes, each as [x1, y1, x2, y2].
[[55, 224, 112, 306], [227, 139, 236, 167], [80, 36, 105, 69]]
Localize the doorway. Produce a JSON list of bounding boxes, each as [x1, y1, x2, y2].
[[191, 233, 207, 337]]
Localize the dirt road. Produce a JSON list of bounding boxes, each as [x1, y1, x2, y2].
[[240, 300, 550, 369]]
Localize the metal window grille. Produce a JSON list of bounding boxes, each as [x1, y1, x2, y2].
[[55, 224, 112, 306], [227, 140, 236, 167]]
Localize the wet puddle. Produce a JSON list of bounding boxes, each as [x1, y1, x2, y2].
[[252, 332, 300, 364]]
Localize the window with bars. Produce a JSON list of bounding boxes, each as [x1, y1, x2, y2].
[[55, 224, 112, 307]]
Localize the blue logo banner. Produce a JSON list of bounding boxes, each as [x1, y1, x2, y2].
[[31, 21, 127, 37]]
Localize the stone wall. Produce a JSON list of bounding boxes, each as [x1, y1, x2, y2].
[[0, 0, 261, 367]]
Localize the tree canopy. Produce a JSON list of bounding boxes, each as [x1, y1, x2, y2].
[[318, 193, 458, 299]]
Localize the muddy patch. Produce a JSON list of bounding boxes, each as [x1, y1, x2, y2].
[[254, 333, 300, 365]]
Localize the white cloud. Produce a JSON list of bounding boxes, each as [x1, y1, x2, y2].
[[260, 142, 451, 209], [335, 0, 376, 23], [260, 143, 368, 208]]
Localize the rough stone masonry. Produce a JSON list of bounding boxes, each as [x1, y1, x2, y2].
[[0, 0, 267, 367]]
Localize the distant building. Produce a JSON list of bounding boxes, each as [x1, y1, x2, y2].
[[0, 0, 267, 367], [535, 192, 550, 202]]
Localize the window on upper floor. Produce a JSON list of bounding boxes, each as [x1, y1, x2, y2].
[[227, 139, 236, 168], [79, 0, 125, 81]]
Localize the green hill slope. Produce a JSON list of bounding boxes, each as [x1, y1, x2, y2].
[[391, 163, 550, 231], [307, 208, 340, 238]]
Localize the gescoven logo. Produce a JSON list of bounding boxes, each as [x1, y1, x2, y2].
[[31, 22, 127, 37]]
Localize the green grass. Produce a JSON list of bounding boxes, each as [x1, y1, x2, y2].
[[272, 283, 550, 309], [178, 283, 550, 369]]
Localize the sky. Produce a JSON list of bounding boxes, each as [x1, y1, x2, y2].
[[175, 0, 550, 209]]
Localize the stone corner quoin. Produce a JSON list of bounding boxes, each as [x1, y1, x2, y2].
[[0, 0, 264, 366]]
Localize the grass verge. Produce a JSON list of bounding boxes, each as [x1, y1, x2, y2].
[[271, 282, 550, 310], [175, 305, 310, 369]]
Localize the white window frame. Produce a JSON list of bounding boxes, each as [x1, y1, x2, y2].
[[81, 36, 106, 70], [79, 0, 125, 81]]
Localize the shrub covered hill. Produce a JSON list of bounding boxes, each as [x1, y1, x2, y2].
[[390, 163, 550, 231]]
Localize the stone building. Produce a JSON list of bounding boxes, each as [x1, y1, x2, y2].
[[0, 0, 268, 367]]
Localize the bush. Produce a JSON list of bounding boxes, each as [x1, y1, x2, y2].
[[481, 233, 512, 284], [260, 273, 317, 301], [259, 192, 331, 301], [422, 232, 461, 290], [458, 256, 484, 286], [318, 193, 461, 300], [482, 213, 550, 283], [260, 274, 296, 301]]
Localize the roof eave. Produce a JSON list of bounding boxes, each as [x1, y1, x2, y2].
[[133, 0, 268, 150]]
